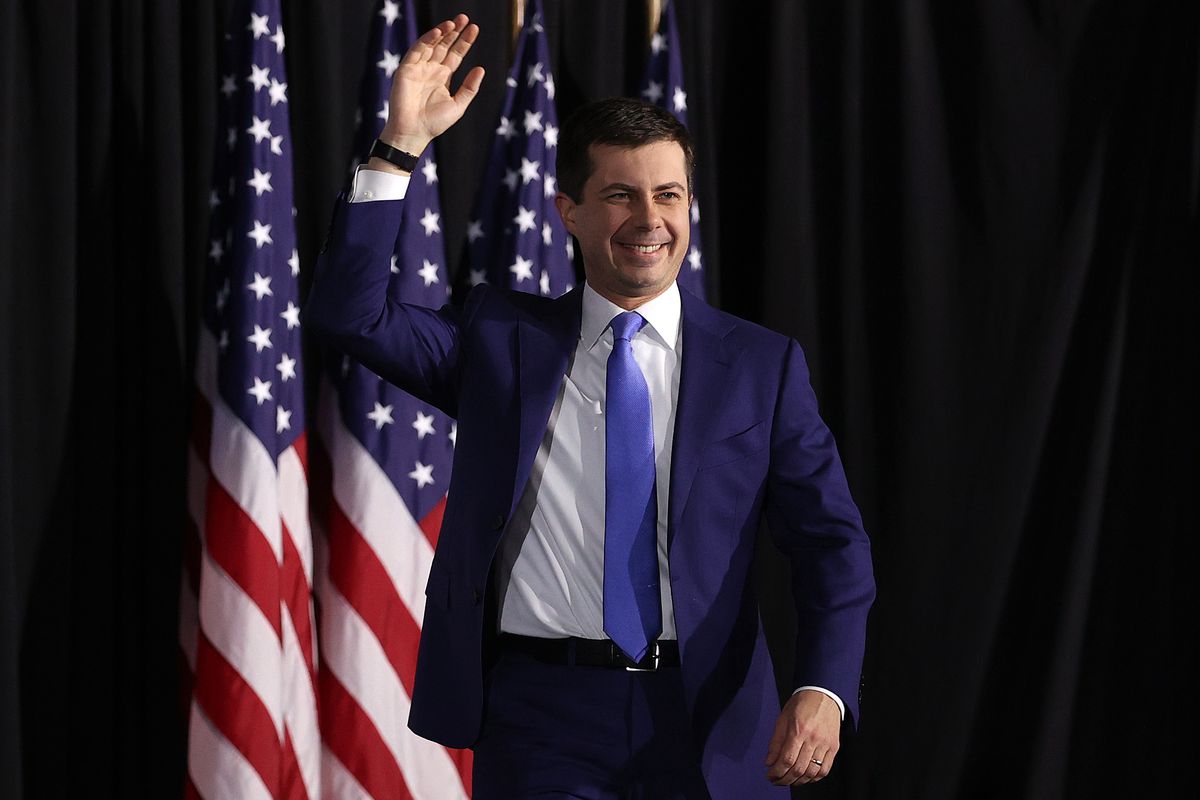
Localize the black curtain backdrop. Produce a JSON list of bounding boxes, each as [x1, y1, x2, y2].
[[2, 1, 1197, 797]]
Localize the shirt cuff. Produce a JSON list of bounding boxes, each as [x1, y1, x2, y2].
[[348, 165, 410, 203], [792, 686, 846, 721]]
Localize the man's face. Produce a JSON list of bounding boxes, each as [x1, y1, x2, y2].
[[555, 141, 691, 309]]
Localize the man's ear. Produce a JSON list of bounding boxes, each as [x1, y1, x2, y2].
[[554, 192, 577, 236]]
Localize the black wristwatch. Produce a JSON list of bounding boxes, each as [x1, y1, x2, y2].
[[369, 139, 421, 172]]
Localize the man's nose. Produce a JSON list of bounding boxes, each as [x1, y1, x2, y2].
[[630, 196, 661, 229]]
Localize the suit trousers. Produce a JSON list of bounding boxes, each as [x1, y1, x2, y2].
[[472, 647, 713, 799]]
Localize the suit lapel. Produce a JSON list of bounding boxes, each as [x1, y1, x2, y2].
[[668, 290, 737, 547], [512, 286, 583, 515]]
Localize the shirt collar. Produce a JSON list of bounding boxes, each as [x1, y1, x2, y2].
[[581, 280, 682, 352]]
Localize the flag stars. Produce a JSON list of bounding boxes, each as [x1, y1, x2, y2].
[[691, 202, 700, 223], [248, 64, 271, 92], [514, 206, 537, 233], [275, 406, 292, 433], [519, 157, 541, 185], [247, 221, 274, 249], [280, 301, 301, 329], [367, 402, 395, 430], [220, 74, 237, 97], [467, 220, 484, 243], [496, 116, 515, 140], [247, 168, 273, 196], [688, 247, 702, 271], [523, 110, 543, 135], [288, 249, 300, 277], [419, 208, 440, 236], [248, 12, 270, 39], [270, 134, 284, 156], [642, 81, 663, 104], [542, 221, 553, 246], [527, 62, 545, 86], [377, 49, 400, 77], [248, 376, 273, 405], [389, 254, 400, 274], [247, 115, 272, 143], [379, 0, 400, 25], [412, 411, 435, 439], [276, 353, 297, 381], [449, 422, 458, 446], [271, 25, 286, 54], [544, 124, 558, 148], [544, 174, 557, 198], [540, 270, 551, 295], [421, 159, 438, 184], [418, 259, 440, 287], [503, 169, 519, 192], [510, 254, 534, 282], [247, 271, 273, 299], [408, 461, 435, 489], [545, 73, 556, 99], [377, 100, 389, 122], [673, 86, 688, 113], [209, 239, 224, 260], [268, 78, 288, 106], [651, 33, 667, 55], [247, 324, 273, 352]]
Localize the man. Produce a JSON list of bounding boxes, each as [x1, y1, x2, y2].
[[305, 15, 875, 798]]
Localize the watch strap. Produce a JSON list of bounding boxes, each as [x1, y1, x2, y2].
[[369, 139, 421, 173]]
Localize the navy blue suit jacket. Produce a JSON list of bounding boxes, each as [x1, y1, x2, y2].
[[305, 195, 875, 797]]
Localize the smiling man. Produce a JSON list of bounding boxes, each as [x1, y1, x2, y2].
[[304, 15, 875, 799]]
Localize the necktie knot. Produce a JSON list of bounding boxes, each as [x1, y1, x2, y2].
[[609, 311, 647, 343]]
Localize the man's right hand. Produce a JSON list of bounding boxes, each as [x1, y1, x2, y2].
[[369, 13, 485, 175]]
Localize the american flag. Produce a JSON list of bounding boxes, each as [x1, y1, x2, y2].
[[463, 0, 575, 297], [182, 0, 320, 798], [639, 0, 706, 299], [309, 0, 472, 798]]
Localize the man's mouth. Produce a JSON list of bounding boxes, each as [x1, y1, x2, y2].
[[619, 242, 668, 254]]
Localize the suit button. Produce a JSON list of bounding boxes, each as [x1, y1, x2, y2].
[[491, 514, 505, 530]]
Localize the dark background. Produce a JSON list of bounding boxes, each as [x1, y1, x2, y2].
[[2, 0, 1197, 797]]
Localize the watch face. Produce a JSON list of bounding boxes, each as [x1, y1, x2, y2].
[[372, 140, 418, 171]]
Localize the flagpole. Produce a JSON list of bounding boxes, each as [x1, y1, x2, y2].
[[647, 0, 663, 41], [512, 0, 525, 54]]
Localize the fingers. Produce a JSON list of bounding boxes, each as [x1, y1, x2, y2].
[[401, 15, 467, 66], [453, 66, 486, 108], [443, 22, 479, 74]]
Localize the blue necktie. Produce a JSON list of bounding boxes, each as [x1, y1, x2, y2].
[[604, 311, 662, 663]]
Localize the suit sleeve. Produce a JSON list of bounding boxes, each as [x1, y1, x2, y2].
[[764, 338, 876, 726], [303, 194, 477, 418]]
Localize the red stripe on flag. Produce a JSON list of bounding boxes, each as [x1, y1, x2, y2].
[[326, 499, 422, 693], [318, 659, 415, 800], [184, 777, 201, 800], [281, 519, 316, 680], [192, 632, 281, 795], [291, 430, 309, 475], [280, 726, 309, 800], [204, 475, 282, 638], [418, 493, 447, 549]]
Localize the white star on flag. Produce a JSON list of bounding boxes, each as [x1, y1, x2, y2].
[[673, 86, 688, 113], [275, 406, 292, 433], [279, 301, 301, 329], [248, 64, 270, 91], [519, 157, 541, 184], [247, 115, 272, 142], [379, 0, 399, 26], [510, 254, 534, 282], [496, 116, 515, 140], [248, 12, 270, 39], [247, 324, 273, 352], [220, 75, 237, 97], [288, 249, 299, 276], [544, 125, 558, 148], [527, 62, 544, 86], [688, 247, 702, 270], [419, 208, 440, 236], [270, 25, 285, 54], [367, 402, 395, 430], [247, 168, 273, 196], [467, 220, 484, 242], [412, 411, 436, 439], [417, 260, 440, 286], [523, 110, 543, 135], [247, 376, 273, 404], [408, 461, 435, 489], [642, 81, 663, 104], [421, 160, 438, 184], [268, 78, 287, 106], [651, 33, 666, 54], [247, 271, 273, 298], [377, 50, 400, 77], [247, 221, 273, 248], [514, 206, 537, 233], [276, 353, 296, 381]]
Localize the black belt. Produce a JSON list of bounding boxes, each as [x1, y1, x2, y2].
[[498, 634, 680, 671]]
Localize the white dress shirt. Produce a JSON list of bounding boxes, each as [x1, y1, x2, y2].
[[347, 167, 845, 717]]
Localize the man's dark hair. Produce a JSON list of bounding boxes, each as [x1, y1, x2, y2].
[[556, 97, 694, 201]]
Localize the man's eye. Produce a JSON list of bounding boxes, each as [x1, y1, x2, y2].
[[658, 192, 680, 201]]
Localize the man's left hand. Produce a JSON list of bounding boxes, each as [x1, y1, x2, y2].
[[764, 689, 841, 785]]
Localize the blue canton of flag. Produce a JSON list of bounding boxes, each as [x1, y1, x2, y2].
[[336, 0, 456, 521], [205, 0, 303, 460], [464, 0, 575, 297], [639, 0, 706, 300]]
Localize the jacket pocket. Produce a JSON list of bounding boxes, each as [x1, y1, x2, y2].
[[697, 419, 767, 471]]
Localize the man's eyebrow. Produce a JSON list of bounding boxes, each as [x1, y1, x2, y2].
[[597, 181, 686, 193]]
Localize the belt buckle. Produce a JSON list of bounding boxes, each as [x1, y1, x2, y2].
[[623, 640, 660, 672]]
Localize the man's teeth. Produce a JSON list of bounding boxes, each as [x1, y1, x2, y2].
[[626, 244, 664, 253]]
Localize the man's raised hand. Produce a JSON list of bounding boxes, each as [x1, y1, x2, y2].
[[374, 14, 484, 171]]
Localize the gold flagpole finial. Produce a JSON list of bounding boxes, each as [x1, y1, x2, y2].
[[512, 0, 526, 53], [647, 0, 664, 42]]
